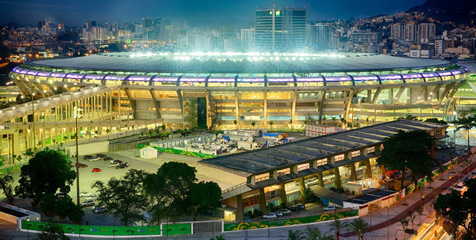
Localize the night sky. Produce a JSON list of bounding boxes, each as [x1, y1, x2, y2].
[[0, 0, 426, 27]]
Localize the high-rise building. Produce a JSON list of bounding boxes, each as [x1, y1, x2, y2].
[[418, 23, 436, 43], [404, 24, 417, 42], [390, 23, 403, 40], [255, 8, 306, 51], [307, 24, 333, 50], [435, 39, 446, 56], [241, 28, 255, 50], [350, 31, 381, 45]]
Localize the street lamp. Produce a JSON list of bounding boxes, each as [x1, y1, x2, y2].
[[73, 106, 83, 205]]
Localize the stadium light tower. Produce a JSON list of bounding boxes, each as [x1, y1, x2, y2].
[[73, 106, 82, 205]]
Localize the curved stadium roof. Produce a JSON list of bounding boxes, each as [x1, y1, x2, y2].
[[29, 53, 450, 74]]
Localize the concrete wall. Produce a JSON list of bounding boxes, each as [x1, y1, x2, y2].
[[65, 141, 109, 157]]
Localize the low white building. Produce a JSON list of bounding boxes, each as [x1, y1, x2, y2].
[[140, 146, 158, 159]]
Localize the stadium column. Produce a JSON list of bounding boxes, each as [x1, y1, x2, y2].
[[291, 90, 296, 125], [365, 159, 372, 178], [118, 88, 121, 129], [263, 90, 267, 128], [259, 188, 267, 214], [317, 172, 324, 187], [234, 91, 239, 129], [334, 167, 342, 189], [236, 194, 244, 221], [318, 90, 326, 124], [350, 163, 357, 181], [280, 182, 287, 206], [299, 177, 305, 201]]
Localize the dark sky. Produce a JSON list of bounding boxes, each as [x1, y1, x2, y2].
[[0, 0, 426, 27]]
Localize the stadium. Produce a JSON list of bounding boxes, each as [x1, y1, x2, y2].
[[9, 52, 469, 131], [2, 52, 472, 221]]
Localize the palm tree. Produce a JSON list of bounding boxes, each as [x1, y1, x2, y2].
[[330, 219, 349, 240], [451, 111, 476, 151], [233, 120, 238, 130], [268, 121, 274, 131], [251, 121, 256, 129], [289, 119, 294, 132], [399, 218, 409, 240], [331, 116, 337, 126], [106, 128, 111, 140], [305, 226, 334, 240], [287, 229, 306, 240], [340, 117, 347, 129], [348, 218, 369, 240]]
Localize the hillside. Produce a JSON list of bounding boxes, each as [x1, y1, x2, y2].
[[408, 0, 476, 25]]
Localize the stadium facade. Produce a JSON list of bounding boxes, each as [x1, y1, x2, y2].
[[9, 52, 469, 131]]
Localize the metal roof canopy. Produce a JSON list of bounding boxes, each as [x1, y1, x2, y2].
[[201, 119, 447, 175]]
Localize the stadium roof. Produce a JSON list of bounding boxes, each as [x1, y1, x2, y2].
[[29, 53, 450, 74], [201, 120, 447, 175]]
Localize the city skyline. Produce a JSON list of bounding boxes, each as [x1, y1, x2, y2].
[[0, 0, 425, 27]]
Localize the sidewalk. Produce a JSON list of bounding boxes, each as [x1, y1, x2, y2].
[[342, 155, 476, 239]]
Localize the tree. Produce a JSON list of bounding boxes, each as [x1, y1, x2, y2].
[[405, 114, 418, 120], [287, 229, 306, 240], [37, 223, 70, 240], [15, 150, 76, 206], [208, 98, 221, 131], [302, 186, 316, 203], [189, 181, 222, 221], [67, 204, 85, 224], [92, 169, 148, 226], [376, 130, 437, 191], [54, 195, 76, 222], [407, 210, 416, 230], [233, 120, 238, 130], [451, 111, 476, 151], [289, 119, 294, 132], [331, 116, 337, 126], [434, 179, 476, 239], [399, 218, 409, 240], [330, 219, 349, 240], [0, 171, 14, 205], [414, 204, 424, 226], [348, 218, 369, 240], [268, 121, 274, 131], [143, 173, 169, 225], [156, 162, 197, 219], [39, 194, 57, 221], [340, 117, 347, 129], [184, 98, 198, 129], [251, 121, 256, 129], [305, 226, 334, 240], [425, 118, 447, 125]]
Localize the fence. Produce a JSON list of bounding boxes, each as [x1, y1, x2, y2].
[[19, 209, 358, 237]]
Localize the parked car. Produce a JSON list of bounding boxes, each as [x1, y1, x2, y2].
[[55, 192, 66, 199], [436, 145, 443, 150], [92, 205, 107, 214], [92, 168, 102, 173], [75, 163, 88, 168], [96, 154, 106, 158], [110, 160, 123, 164], [323, 206, 336, 211], [80, 199, 95, 208], [454, 184, 467, 192], [116, 162, 129, 169], [109, 162, 120, 167], [263, 213, 277, 219], [89, 156, 101, 161], [290, 206, 302, 212], [79, 192, 96, 198], [83, 155, 93, 160], [103, 156, 114, 161], [277, 209, 291, 215]]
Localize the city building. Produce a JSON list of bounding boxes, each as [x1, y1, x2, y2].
[[255, 8, 306, 51], [240, 28, 255, 51], [418, 23, 436, 43], [404, 24, 418, 42], [390, 23, 403, 40], [307, 24, 333, 50]]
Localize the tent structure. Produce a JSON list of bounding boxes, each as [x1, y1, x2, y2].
[[140, 146, 158, 159]]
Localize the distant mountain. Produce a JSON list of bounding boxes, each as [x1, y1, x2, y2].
[[408, 0, 476, 25]]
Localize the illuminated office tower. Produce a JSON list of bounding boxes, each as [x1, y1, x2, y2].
[[255, 8, 306, 51]]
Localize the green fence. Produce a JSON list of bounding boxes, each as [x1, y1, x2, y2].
[[224, 209, 358, 231], [21, 220, 192, 236], [138, 144, 218, 159], [162, 223, 192, 236]]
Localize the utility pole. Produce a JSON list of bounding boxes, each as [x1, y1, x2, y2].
[[73, 106, 82, 205]]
